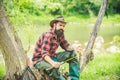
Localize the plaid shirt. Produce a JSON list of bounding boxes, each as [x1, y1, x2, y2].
[[32, 29, 70, 65]]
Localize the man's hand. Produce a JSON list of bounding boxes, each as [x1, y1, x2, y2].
[[51, 61, 61, 68], [75, 46, 83, 54]]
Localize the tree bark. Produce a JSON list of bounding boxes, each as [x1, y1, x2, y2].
[[0, 2, 27, 80], [0, 2, 55, 80], [80, 0, 108, 73]]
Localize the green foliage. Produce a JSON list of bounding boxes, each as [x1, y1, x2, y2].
[[90, 2, 101, 16], [108, 0, 120, 14], [2, 0, 120, 18], [113, 35, 120, 43], [2, 0, 120, 26], [2, 0, 41, 25], [2, 0, 40, 16], [19, 0, 42, 15]]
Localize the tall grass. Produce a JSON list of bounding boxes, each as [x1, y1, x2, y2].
[[81, 53, 120, 80]]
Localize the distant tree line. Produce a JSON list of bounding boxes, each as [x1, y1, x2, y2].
[[2, 0, 120, 17]]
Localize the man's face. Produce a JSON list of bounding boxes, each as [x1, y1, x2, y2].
[[55, 22, 65, 31], [54, 22, 66, 37]]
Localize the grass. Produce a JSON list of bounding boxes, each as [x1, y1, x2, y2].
[[80, 53, 120, 80], [0, 53, 120, 80], [0, 63, 5, 79]]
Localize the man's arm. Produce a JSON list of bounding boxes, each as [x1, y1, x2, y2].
[[44, 55, 61, 68], [66, 44, 80, 51], [67, 44, 83, 54]]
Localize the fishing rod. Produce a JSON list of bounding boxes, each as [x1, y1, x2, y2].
[[46, 56, 77, 71]]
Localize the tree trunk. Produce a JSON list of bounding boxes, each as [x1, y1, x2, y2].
[[0, 2, 56, 80], [80, 0, 108, 73], [0, 2, 27, 80]]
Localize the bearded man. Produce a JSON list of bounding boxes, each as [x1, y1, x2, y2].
[[32, 16, 81, 80]]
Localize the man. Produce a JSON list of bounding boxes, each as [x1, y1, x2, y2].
[[32, 16, 81, 80]]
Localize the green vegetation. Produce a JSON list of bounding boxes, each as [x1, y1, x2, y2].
[[81, 53, 120, 80], [0, 64, 5, 79], [2, 0, 120, 25]]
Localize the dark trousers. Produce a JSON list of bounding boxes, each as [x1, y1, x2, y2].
[[35, 51, 80, 80]]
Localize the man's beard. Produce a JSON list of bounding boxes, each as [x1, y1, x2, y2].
[[54, 29, 64, 37]]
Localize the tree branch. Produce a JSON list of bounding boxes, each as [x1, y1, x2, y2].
[[80, 0, 108, 73]]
